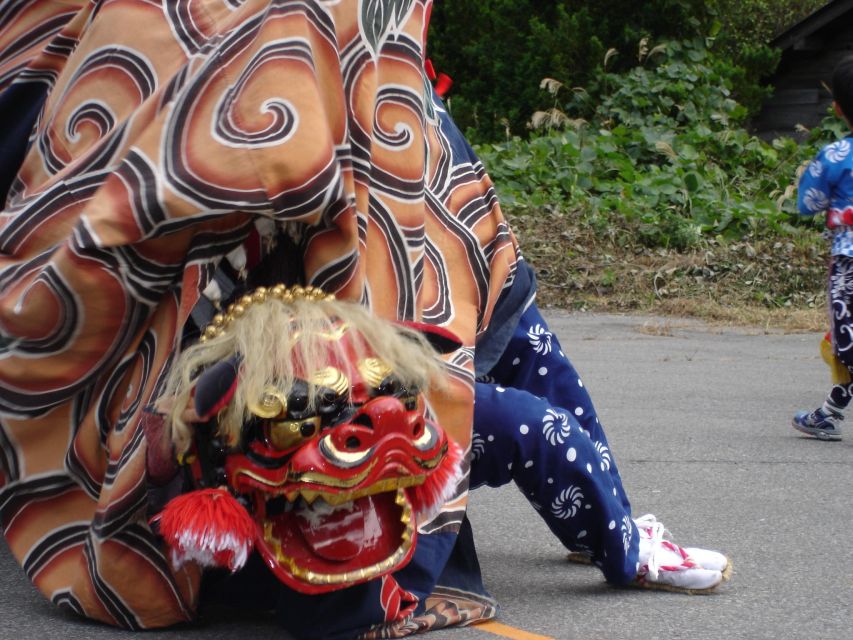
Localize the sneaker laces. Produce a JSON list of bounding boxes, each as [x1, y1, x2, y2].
[[634, 514, 698, 581], [818, 406, 843, 421]]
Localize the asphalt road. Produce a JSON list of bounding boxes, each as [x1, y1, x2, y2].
[[1, 312, 850, 640]]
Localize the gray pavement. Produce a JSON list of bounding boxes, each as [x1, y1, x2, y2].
[[2, 312, 851, 640]]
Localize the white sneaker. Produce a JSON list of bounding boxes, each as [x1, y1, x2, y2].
[[634, 514, 728, 593]]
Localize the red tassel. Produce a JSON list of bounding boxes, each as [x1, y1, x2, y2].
[[424, 59, 453, 98], [410, 439, 463, 521], [433, 73, 453, 98], [154, 488, 257, 572]]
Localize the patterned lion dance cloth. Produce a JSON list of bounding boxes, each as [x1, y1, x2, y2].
[[0, 2, 639, 639], [0, 0, 516, 634]]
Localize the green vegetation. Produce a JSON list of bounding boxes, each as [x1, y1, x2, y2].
[[430, 0, 710, 141], [429, 3, 840, 325], [429, 1, 826, 141], [476, 36, 841, 250], [465, 34, 843, 325]]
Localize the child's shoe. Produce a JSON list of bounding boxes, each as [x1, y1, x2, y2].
[[792, 407, 843, 441], [633, 514, 728, 593]]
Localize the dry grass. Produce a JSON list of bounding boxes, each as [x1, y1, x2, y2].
[[583, 296, 823, 333], [509, 209, 827, 334], [650, 299, 824, 333]]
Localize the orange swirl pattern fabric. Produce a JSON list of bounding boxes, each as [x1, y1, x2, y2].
[[0, 1, 88, 92], [0, 0, 518, 631]]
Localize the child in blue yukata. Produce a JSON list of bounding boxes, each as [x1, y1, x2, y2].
[[793, 54, 853, 441]]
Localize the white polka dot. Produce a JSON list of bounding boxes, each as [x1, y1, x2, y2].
[[608, 520, 616, 530], [567, 448, 577, 462], [512, 357, 521, 366], [507, 463, 513, 471], [577, 530, 587, 539], [577, 378, 583, 387], [487, 435, 495, 442], [574, 407, 584, 416], [496, 387, 506, 392], [524, 460, 533, 469], [613, 487, 618, 496], [585, 504, 591, 510], [519, 424, 529, 435], [547, 478, 554, 484], [538, 366, 548, 376], [600, 462, 606, 471], [586, 463, 593, 473], [560, 351, 565, 357]]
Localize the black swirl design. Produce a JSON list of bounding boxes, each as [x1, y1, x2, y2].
[[38, 46, 157, 174], [214, 41, 310, 146], [66, 101, 116, 142]]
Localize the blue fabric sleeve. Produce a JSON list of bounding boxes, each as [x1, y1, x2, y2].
[[798, 147, 832, 216], [798, 138, 853, 217]]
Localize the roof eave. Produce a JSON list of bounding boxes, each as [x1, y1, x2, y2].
[[772, 0, 853, 51]]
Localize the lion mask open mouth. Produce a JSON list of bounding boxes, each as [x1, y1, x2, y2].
[[155, 285, 462, 594]]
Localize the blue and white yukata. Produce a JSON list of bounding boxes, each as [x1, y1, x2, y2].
[[799, 136, 853, 411], [470, 266, 639, 586]]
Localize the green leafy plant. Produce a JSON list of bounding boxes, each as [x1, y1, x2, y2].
[[429, 1, 710, 142], [476, 36, 836, 250], [428, 1, 821, 142]]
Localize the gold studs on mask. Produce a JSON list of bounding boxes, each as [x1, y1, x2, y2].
[[199, 284, 336, 343], [310, 367, 350, 396], [357, 358, 394, 389]]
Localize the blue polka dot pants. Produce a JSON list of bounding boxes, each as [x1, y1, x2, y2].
[[471, 304, 639, 585]]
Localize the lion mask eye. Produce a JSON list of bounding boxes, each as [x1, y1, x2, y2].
[[248, 386, 288, 419], [265, 416, 322, 450]]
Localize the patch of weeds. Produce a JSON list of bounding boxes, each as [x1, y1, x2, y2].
[[511, 208, 825, 331], [479, 35, 835, 330]]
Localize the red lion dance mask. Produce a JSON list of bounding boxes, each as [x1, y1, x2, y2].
[[154, 285, 462, 595]]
